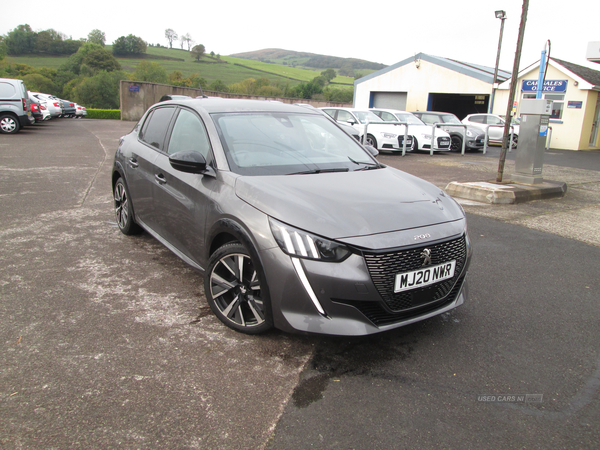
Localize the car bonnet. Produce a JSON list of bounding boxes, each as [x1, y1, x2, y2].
[[234, 167, 464, 241]]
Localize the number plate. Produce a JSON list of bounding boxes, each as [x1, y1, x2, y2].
[[394, 261, 456, 293]]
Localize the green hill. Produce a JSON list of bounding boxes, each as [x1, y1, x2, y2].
[[230, 48, 386, 74], [3, 46, 359, 88]]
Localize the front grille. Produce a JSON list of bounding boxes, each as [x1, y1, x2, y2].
[[333, 275, 466, 327], [363, 236, 467, 312], [437, 137, 451, 148], [398, 136, 413, 146]]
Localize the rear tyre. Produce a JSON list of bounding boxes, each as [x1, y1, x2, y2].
[[205, 242, 273, 334], [0, 114, 20, 134], [114, 177, 141, 235]]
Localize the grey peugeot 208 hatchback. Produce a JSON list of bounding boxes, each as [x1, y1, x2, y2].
[[112, 98, 472, 336]]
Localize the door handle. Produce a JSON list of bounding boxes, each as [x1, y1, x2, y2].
[[155, 173, 167, 184], [128, 158, 138, 168]]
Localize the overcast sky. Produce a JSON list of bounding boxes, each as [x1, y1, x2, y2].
[[2, 0, 598, 72]]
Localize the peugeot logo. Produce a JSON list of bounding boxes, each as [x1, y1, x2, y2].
[[420, 249, 432, 266]]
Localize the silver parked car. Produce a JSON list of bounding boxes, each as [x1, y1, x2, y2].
[[112, 99, 472, 335], [412, 111, 485, 152], [462, 113, 519, 148]]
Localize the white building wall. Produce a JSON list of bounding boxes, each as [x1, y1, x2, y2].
[[493, 63, 596, 150], [355, 59, 492, 111]]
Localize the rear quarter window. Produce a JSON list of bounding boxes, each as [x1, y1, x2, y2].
[[139, 107, 175, 151]]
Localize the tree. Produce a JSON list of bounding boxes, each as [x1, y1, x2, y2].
[[180, 33, 194, 51], [321, 68, 337, 83], [87, 29, 106, 46], [71, 70, 127, 109], [191, 44, 205, 62], [165, 29, 177, 49], [112, 35, 147, 56], [0, 36, 6, 61], [62, 43, 121, 75], [131, 61, 168, 83], [22, 73, 55, 93], [208, 79, 228, 92], [4, 24, 36, 55]]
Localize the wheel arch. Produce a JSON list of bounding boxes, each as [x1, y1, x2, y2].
[[205, 217, 273, 316]]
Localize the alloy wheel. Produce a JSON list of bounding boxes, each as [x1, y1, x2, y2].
[[209, 251, 266, 329]]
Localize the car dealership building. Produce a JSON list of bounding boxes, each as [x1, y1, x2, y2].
[[353, 52, 600, 151]]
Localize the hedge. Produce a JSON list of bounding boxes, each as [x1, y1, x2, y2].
[[85, 109, 121, 120]]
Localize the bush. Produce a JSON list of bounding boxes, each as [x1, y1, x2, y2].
[[85, 109, 121, 119]]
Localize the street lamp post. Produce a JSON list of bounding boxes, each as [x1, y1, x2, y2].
[[489, 10, 506, 114]]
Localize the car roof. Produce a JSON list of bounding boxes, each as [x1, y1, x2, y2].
[[371, 108, 415, 114], [412, 111, 456, 116], [159, 98, 321, 115]]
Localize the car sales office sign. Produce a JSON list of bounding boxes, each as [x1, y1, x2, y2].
[[521, 80, 568, 93]]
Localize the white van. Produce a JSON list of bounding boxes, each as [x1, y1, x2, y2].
[[0, 78, 32, 134]]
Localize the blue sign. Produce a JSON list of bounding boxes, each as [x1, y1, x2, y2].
[[521, 79, 568, 93], [567, 101, 582, 109], [128, 85, 140, 92]]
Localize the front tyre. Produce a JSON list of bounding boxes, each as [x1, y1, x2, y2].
[[205, 242, 273, 334], [114, 177, 141, 235], [365, 134, 378, 149], [450, 135, 463, 152]]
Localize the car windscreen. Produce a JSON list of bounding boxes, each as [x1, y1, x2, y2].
[[353, 111, 383, 124], [396, 113, 425, 125], [441, 115, 462, 124], [212, 112, 379, 176]]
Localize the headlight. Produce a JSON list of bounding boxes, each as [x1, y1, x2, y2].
[[269, 218, 351, 262], [466, 129, 475, 137], [382, 133, 397, 139]]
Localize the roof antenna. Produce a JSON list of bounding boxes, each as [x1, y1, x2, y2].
[[198, 82, 208, 99]]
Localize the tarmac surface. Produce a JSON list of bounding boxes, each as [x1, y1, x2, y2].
[[1, 119, 599, 449]]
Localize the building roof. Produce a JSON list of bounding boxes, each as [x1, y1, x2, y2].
[[355, 53, 511, 86], [551, 58, 600, 88]]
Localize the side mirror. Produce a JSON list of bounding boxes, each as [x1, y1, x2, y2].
[[365, 145, 379, 157], [169, 151, 207, 174]]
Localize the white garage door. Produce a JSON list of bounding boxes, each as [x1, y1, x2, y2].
[[371, 92, 408, 110]]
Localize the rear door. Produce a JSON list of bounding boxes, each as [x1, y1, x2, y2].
[[126, 106, 176, 232]]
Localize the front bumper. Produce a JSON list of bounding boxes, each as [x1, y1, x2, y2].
[[377, 133, 414, 152], [466, 135, 485, 149], [262, 230, 472, 336], [418, 135, 451, 152]]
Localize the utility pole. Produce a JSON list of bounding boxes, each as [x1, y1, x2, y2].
[[497, 0, 529, 183], [489, 10, 506, 114]]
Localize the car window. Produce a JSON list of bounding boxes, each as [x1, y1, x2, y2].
[[139, 107, 175, 150], [321, 109, 336, 120], [419, 114, 440, 124], [379, 111, 396, 122], [336, 110, 354, 123], [167, 108, 212, 159], [488, 116, 504, 125], [469, 115, 485, 124]]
